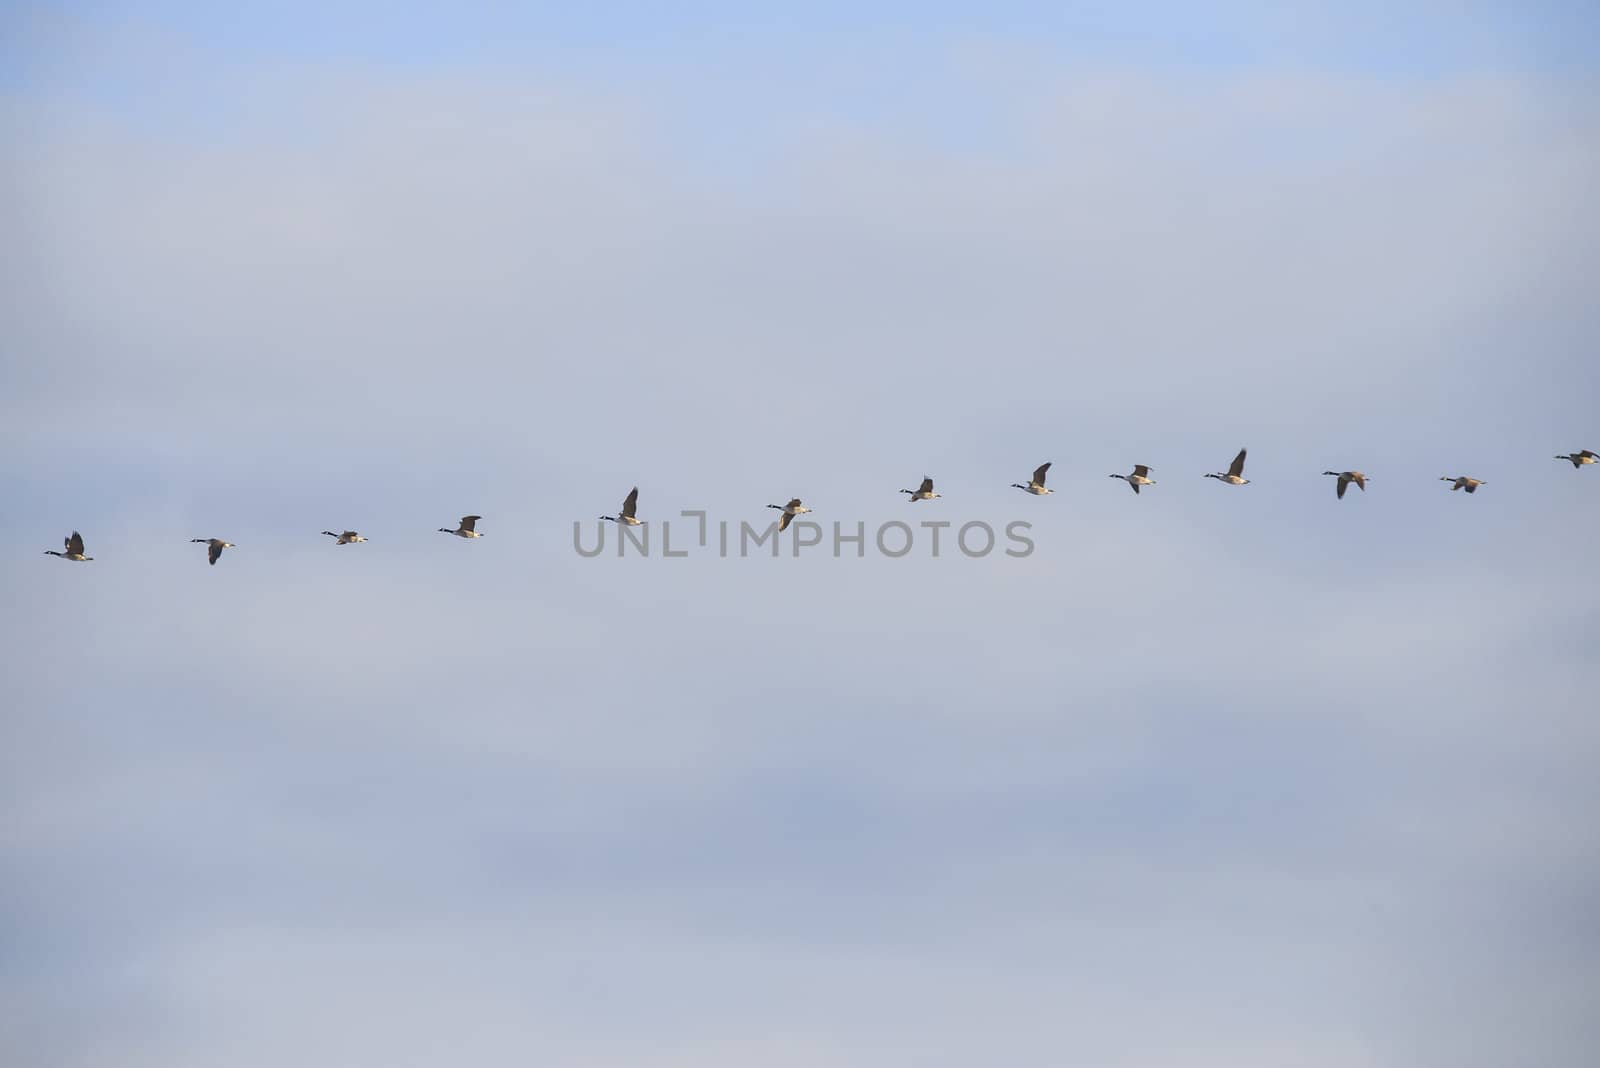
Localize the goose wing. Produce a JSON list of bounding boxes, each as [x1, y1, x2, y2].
[[459, 515, 481, 532], [208, 541, 223, 565], [1132, 464, 1150, 478], [1336, 474, 1349, 499], [621, 487, 639, 519], [786, 498, 802, 511], [68, 531, 85, 556], [1031, 462, 1051, 486], [1227, 448, 1247, 479], [918, 476, 934, 495], [778, 511, 793, 532]]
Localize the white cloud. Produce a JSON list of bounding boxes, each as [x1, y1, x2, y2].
[[4, 22, 1598, 1068]]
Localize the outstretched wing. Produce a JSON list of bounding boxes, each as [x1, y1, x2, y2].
[[621, 487, 639, 518], [918, 477, 934, 495], [1132, 464, 1150, 478], [1032, 462, 1051, 486], [1228, 449, 1247, 479], [209, 541, 223, 565], [778, 511, 793, 532], [459, 515, 481, 532], [68, 531, 85, 555], [1336, 475, 1348, 499], [786, 498, 802, 510]]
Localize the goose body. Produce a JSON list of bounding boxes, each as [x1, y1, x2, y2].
[[767, 498, 812, 532], [1109, 464, 1155, 494], [600, 487, 643, 525], [439, 515, 483, 538], [1441, 476, 1485, 494], [191, 537, 236, 565], [322, 530, 367, 544], [1011, 462, 1053, 495], [1322, 470, 1369, 500], [1205, 448, 1250, 485], [1555, 450, 1598, 468], [43, 531, 93, 561], [900, 476, 941, 501]]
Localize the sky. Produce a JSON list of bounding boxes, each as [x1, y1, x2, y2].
[[3, 3, 1599, 1065]]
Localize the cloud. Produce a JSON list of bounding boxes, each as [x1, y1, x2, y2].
[[3, 17, 1599, 1067]]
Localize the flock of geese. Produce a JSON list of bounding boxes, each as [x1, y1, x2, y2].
[[39, 448, 1599, 566]]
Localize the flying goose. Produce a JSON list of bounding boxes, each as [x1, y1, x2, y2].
[[600, 487, 642, 525], [1322, 470, 1369, 499], [321, 530, 368, 544], [191, 537, 236, 565], [766, 498, 812, 532], [439, 515, 483, 538], [1554, 450, 1598, 468], [1109, 464, 1155, 494], [1205, 448, 1250, 486], [1011, 462, 1053, 495], [43, 531, 93, 561], [1441, 476, 1485, 494], [900, 476, 941, 501]]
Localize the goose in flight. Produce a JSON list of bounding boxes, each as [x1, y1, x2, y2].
[[322, 530, 368, 544], [900, 476, 941, 501], [1554, 450, 1598, 468], [600, 487, 643, 525], [1322, 470, 1369, 499], [767, 498, 812, 532], [1109, 464, 1155, 494], [1205, 448, 1250, 486], [1011, 462, 1053, 495], [1441, 476, 1485, 494], [191, 537, 236, 565], [439, 515, 483, 538], [44, 531, 93, 561]]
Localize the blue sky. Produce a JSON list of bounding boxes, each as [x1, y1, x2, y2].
[[3, 4, 1599, 1066], [11, 1, 1595, 68]]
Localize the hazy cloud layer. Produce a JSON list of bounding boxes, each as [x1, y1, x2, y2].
[[4, 8, 1598, 1067]]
